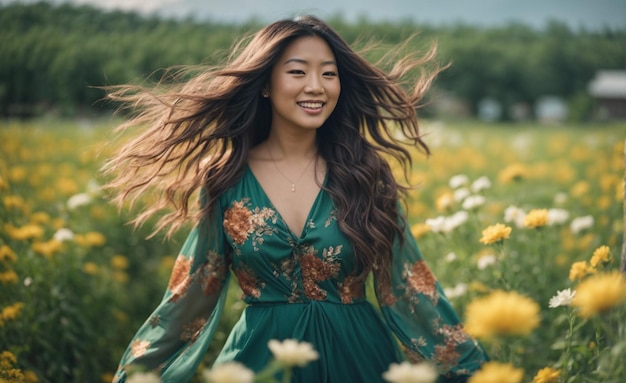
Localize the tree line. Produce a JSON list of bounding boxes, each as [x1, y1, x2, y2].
[[1, 1, 625, 120]]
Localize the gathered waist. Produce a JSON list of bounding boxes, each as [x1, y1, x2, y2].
[[245, 299, 370, 308]]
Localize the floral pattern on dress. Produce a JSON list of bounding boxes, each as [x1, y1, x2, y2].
[[273, 253, 304, 303], [434, 342, 460, 372], [324, 209, 337, 228], [130, 339, 150, 358], [167, 250, 229, 303], [400, 260, 439, 312], [376, 280, 398, 307], [181, 317, 207, 342], [403, 343, 426, 363], [337, 275, 364, 304], [403, 318, 475, 372], [112, 170, 488, 383], [233, 263, 265, 299], [431, 322, 468, 370], [223, 198, 277, 254], [197, 250, 228, 296], [168, 255, 192, 303], [148, 315, 160, 328], [301, 245, 342, 300]]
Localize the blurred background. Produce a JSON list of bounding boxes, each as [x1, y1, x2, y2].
[[0, 0, 625, 122], [1, 1, 625, 383]]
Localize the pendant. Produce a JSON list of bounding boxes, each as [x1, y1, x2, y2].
[[291, 183, 296, 192]]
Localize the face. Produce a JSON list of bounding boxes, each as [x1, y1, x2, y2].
[[267, 35, 340, 132]]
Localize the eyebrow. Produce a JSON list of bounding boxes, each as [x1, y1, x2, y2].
[[284, 58, 337, 66]]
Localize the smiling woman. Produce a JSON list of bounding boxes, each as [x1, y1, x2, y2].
[[103, 15, 488, 383]]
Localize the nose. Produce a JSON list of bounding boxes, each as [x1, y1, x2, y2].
[[304, 75, 324, 94]]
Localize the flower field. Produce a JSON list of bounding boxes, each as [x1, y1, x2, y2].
[[1, 118, 625, 383]]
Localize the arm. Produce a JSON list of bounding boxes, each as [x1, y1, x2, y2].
[[374, 215, 488, 383], [113, 201, 231, 383]]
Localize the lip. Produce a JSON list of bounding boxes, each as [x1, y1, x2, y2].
[[297, 100, 326, 114]]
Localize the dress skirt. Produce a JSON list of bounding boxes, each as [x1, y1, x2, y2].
[[216, 300, 404, 383]]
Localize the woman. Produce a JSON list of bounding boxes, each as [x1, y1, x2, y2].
[[106, 15, 488, 383]]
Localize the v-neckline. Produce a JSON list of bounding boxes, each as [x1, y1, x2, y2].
[[245, 164, 326, 240]]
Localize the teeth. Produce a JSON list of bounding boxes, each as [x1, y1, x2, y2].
[[298, 102, 323, 109]]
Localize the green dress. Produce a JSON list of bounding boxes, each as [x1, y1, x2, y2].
[[112, 166, 488, 383]]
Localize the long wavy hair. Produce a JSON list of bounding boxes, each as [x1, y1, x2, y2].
[[103, 15, 442, 288]]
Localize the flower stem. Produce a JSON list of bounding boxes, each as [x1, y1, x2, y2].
[[563, 309, 576, 368], [281, 367, 292, 383]]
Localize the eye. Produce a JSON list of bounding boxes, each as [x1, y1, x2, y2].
[[323, 71, 338, 77], [288, 69, 305, 75]]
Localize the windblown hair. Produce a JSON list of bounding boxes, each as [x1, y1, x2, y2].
[[103, 15, 443, 288]]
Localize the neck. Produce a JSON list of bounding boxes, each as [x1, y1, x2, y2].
[[264, 130, 317, 160]]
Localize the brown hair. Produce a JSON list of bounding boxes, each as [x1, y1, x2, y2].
[[102, 15, 442, 288]]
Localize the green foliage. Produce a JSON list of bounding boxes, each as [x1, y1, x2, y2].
[[1, 119, 624, 382], [0, 2, 625, 119]]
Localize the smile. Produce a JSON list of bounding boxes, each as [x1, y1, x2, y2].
[[297, 101, 324, 109]]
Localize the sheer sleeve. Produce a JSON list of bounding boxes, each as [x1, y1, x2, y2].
[[113, 197, 231, 383], [374, 212, 488, 383]]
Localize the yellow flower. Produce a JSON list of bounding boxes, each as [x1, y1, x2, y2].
[[24, 369, 40, 383], [468, 362, 524, 383], [111, 255, 129, 270], [464, 290, 540, 339], [52, 218, 66, 230], [524, 209, 549, 229], [411, 223, 430, 239], [83, 262, 99, 275], [90, 206, 107, 219], [571, 271, 626, 318], [498, 163, 528, 184], [9, 166, 27, 182], [532, 367, 560, 383], [29, 211, 51, 225], [3, 195, 25, 210], [101, 373, 115, 383], [588, 341, 596, 350], [55, 178, 78, 195], [589, 245, 612, 267], [554, 254, 568, 267], [570, 181, 590, 199], [0, 270, 19, 284], [112, 271, 129, 284], [479, 223, 512, 245], [468, 281, 490, 293], [436, 192, 454, 211], [0, 176, 8, 190], [32, 240, 63, 258], [0, 351, 17, 366], [0, 245, 17, 263], [1, 302, 24, 321], [74, 232, 106, 247], [577, 233, 595, 251], [568, 261, 595, 281], [5, 224, 44, 241]]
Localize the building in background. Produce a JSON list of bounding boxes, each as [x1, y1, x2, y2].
[[588, 70, 626, 120]]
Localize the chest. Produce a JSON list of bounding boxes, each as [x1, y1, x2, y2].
[[247, 161, 325, 237]]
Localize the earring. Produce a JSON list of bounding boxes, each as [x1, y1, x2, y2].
[[262, 91, 269, 98]]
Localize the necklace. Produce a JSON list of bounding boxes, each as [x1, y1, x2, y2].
[[266, 144, 317, 192]]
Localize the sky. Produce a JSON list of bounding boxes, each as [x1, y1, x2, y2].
[[2, 0, 625, 30]]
